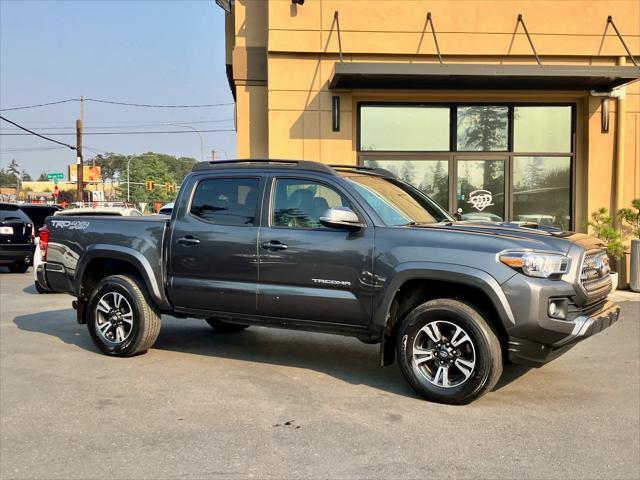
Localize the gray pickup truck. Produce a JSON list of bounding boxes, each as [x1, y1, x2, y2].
[[39, 160, 620, 404]]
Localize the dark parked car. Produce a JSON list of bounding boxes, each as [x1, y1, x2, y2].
[[18, 204, 62, 237], [0, 203, 35, 273], [40, 160, 619, 404]]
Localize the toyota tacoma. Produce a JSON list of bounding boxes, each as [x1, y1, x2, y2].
[[38, 160, 620, 404]]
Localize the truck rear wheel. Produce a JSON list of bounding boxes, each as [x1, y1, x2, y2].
[[86, 275, 161, 357], [396, 299, 502, 405], [206, 318, 249, 333]]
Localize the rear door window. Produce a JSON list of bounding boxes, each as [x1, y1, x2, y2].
[[190, 178, 260, 226]]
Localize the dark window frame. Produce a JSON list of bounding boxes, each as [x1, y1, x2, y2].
[[357, 101, 576, 229]]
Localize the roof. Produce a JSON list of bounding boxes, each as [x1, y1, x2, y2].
[[329, 63, 640, 92]]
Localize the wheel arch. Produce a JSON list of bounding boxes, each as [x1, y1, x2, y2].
[[76, 245, 170, 311], [376, 263, 514, 366]]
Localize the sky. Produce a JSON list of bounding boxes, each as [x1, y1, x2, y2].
[[0, 0, 236, 178]]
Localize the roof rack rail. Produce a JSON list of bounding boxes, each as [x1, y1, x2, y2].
[[329, 164, 397, 178], [192, 159, 335, 175]]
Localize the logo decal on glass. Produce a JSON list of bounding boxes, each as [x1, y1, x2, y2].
[[468, 190, 494, 211]]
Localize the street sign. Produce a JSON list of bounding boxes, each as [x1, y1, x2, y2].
[[47, 173, 64, 180], [54, 178, 58, 185]]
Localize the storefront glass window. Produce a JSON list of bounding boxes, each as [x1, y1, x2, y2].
[[363, 159, 449, 209], [514, 106, 572, 153], [360, 106, 449, 151], [457, 106, 508, 151], [456, 159, 506, 222], [513, 156, 571, 229]]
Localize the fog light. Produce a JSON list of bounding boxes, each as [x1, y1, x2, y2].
[[548, 299, 568, 320]]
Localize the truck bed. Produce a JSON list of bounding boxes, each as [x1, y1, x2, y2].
[[44, 215, 169, 300]]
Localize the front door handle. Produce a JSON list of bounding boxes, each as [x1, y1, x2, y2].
[[261, 241, 288, 251], [178, 236, 200, 246]]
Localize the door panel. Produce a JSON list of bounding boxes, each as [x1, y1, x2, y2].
[[258, 177, 374, 326], [168, 176, 262, 314]]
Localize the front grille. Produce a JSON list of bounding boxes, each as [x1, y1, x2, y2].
[[580, 249, 612, 292]]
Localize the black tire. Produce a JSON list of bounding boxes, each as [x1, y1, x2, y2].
[[206, 318, 249, 333], [396, 299, 502, 405], [34, 281, 50, 294], [8, 263, 29, 273], [86, 275, 161, 356]]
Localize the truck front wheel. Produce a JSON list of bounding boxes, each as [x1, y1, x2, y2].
[[86, 275, 161, 357], [396, 299, 502, 405]]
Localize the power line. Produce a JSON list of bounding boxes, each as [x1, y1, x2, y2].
[[0, 118, 235, 131], [0, 128, 235, 136], [0, 115, 77, 150], [0, 98, 79, 112], [0, 146, 68, 153], [85, 98, 234, 108]]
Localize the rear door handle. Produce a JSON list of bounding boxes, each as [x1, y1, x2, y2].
[[261, 241, 288, 251], [178, 236, 200, 246]]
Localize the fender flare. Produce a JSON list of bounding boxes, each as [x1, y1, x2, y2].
[[75, 244, 171, 311], [376, 262, 515, 335], [375, 263, 515, 366]]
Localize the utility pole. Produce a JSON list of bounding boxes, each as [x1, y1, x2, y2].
[[76, 96, 84, 203]]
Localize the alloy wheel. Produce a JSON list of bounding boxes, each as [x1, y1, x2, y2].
[[412, 320, 476, 388]]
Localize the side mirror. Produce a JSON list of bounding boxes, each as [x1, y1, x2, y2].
[[319, 207, 365, 231]]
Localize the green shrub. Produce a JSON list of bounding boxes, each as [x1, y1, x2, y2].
[[618, 198, 640, 240], [588, 207, 624, 259]]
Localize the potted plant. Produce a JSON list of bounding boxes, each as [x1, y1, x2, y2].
[[618, 199, 640, 292], [588, 208, 624, 290]]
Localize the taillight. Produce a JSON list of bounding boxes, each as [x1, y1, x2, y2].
[[39, 226, 49, 262], [31, 224, 35, 241]]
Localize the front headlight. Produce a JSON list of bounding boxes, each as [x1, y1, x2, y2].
[[499, 251, 569, 278]]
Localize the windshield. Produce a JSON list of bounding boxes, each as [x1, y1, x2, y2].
[[341, 174, 452, 226]]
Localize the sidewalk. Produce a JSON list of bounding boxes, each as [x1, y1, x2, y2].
[[609, 289, 640, 303]]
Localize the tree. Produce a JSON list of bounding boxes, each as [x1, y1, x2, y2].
[[457, 107, 508, 151], [37, 172, 48, 181], [21, 169, 32, 181]]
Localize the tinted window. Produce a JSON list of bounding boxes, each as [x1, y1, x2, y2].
[[514, 106, 572, 153], [19, 206, 60, 233], [513, 156, 571, 229], [272, 179, 349, 229], [360, 105, 450, 151], [190, 178, 259, 226], [457, 106, 508, 151], [0, 205, 30, 222]]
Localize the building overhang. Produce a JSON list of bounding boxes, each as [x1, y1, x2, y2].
[[328, 63, 640, 92]]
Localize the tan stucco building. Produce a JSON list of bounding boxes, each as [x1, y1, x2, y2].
[[220, 1, 639, 239]]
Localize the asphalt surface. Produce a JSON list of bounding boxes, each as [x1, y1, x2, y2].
[[1, 269, 639, 480]]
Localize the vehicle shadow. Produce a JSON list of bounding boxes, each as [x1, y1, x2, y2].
[[14, 309, 532, 399]]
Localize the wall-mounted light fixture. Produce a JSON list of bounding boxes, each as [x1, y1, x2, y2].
[[332, 96, 340, 132], [601, 98, 610, 133], [292, 0, 305, 5]]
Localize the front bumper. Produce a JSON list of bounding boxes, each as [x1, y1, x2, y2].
[[508, 300, 620, 367]]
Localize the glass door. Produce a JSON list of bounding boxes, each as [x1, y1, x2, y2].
[[455, 157, 507, 223]]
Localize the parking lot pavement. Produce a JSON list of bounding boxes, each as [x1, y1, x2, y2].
[[1, 270, 638, 480]]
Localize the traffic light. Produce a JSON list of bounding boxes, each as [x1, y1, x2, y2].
[[145, 180, 155, 191], [165, 182, 176, 193]]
